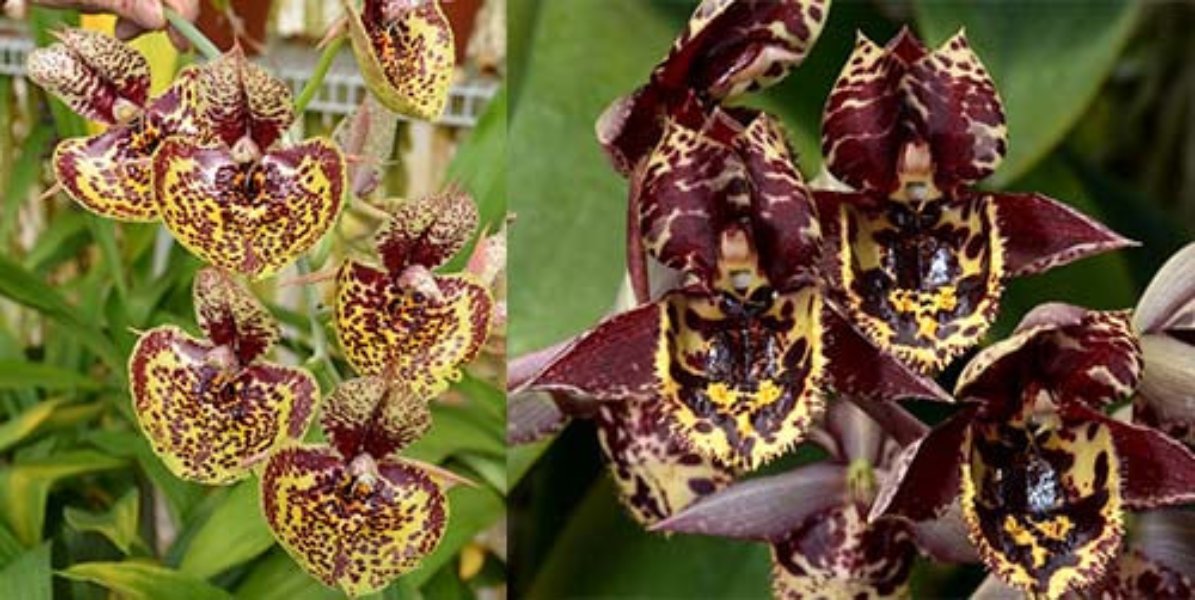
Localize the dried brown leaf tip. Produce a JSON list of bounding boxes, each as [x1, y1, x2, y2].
[[336, 191, 492, 397], [817, 28, 1134, 374], [262, 377, 446, 597], [28, 30, 205, 221], [342, 0, 455, 121], [128, 268, 317, 485], [153, 49, 346, 279]]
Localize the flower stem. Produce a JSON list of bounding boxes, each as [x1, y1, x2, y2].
[[163, 8, 222, 61], [294, 36, 346, 114], [298, 257, 342, 386]]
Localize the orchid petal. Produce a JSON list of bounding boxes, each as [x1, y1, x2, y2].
[[193, 267, 280, 365], [375, 189, 479, 273], [1134, 242, 1195, 334], [200, 48, 295, 150], [991, 192, 1137, 278], [342, 0, 455, 121], [322, 377, 431, 460], [261, 447, 447, 597], [1134, 333, 1195, 448], [506, 391, 569, 445], [335, 260, 491, 397], [869, 406, 973, 522], [1082, 406, 1195, 509], [27, 29, 149, 125], [128, 327, 317, 485], [653, 462, 846, 541], [597, 397, 736, 525], [154, 137, 346, 278]]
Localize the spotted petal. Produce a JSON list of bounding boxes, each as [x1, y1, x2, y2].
[[598, 0, 829, 173], [261, 447, 447, 597], [128, 326, 317, 485], [27, 29, 150, 125], [771, 504, 916, 599], [828, 191, 1004, 373], [991, 192, 1137, 278], [335, 260, 491, 397], [193, 267, 280, 364], [960, 414, 1124, 598], [53, 68, 204, 221], [342, 0, 454, 121], [154, 137, 346, 278], [658, 284, 826, 470], [375, 189, 479, 273], [595, 396, 735, 525], [322, 377, 431, 460], [822, 28, 1005, 196], [200, 48, 295, 150]]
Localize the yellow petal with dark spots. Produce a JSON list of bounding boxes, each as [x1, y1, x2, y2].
[[261, 446, 447, 597], [335, 260, 491, 398], [961, 416, 1124, 598], [26, 28, 150, 125], [154, 137, 346, 279], [342, 0, 455, 120], [375, 189, 479, 273], [193, 267, 280, 364], [322, 377, 431, 460], [128, 326, 318, 485]]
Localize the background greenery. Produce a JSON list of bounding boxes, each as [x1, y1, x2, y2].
[[508, 0, 1193, 597], [0, 6, 508, 600]]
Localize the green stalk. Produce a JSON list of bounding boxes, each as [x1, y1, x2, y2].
[[298, 257, 342, 386], [294, 37, 346, 114], [164, 7, 221, 61]]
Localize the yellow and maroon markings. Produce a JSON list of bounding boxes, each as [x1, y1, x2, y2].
[[27, 29, 150, 125], [193, 267, 281, 364], [595, 396, 736, 525], [321, 377, 431, 460], [342, 0, 455, 121], [200, 48, 295, 150], [153, 137, 346, 279], [375, 189, 479, 274]]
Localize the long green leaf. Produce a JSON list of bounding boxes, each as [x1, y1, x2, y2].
[[0, 542, 51, 600], [0, 450, 125, 546], [0, 398, 68, 453], [64, 489, 143, 555], [58, 561, 233, 600], [178, 479, 275, 579], [0, 361, 105, 392], [234, 550, 340, 600]]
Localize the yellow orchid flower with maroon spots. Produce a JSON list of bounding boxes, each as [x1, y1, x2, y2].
[[152, 49, 346, 279], [598, 0, 831, 177], [815, 28, 1135, 374], [341, 0, 455, 121], [27, 29, 205, 221], [262, 376, 448, 597], [128, 268, 318, 485], [335, 190, 492, 398], [872, 304, 1195, 598]]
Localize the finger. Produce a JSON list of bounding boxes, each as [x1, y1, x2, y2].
[[118, 0, 166, 30]]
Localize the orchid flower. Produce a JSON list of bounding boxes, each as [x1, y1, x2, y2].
[[128, 268, 317, 484], [27, 29, 204, 221], [873, 303, 1195, 597], [814, 29, 1134, 373]]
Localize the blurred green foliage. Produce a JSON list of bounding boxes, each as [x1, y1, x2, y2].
[[508, 0, 1191, 597]]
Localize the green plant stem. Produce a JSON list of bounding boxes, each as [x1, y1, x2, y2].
[[298, 257, 341, 386], [164, 8, 221, 61], [294, 36, 346, 114]]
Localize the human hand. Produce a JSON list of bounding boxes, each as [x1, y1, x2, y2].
[[32, 0, 201, 50]]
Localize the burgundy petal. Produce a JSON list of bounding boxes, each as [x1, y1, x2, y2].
[[321, 377, 431, 460], [1076, 406, 1195, 509], [375, 189, 479, 273], [26, 29, 150, 125], [990, 192, 1136, 278], [653, 462, 847, 541], [200, 47, 295, 150], [192, 268, 280, 364], [869, 406, 974, 523], [519, 302, 663, 402]]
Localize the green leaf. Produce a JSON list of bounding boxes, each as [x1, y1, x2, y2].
[[405, 404, 504, 464], [84, 431, 206, 527], [58, 561, 233, 600], [0, 124, 53, 249], [0, 450, 125, 546], [0, 542, 51, 600], [178, 479, 275, 579], [234, 549, 340, 600], [446, 86, 508, 233], [403, 484, 504, 589], [0, 254, 122, 370], [915, 0, 1141, 187], [0, 523, 24, 569], [64, 489, 143, 555], [508, 0, 680, 355], [87, 216, 128, 303], [525, 478, 769, 598], [0, 361, 105, 392], [0, 398, 69, 453]]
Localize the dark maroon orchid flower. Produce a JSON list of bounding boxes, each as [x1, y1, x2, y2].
[[872, 303, 1195, 597], [27, 29, 205, 221], [598, 0, 830, 176], [652, 401, 976, 598], [815, 29, 1135, 373], [1132, 242, 1195, 448]]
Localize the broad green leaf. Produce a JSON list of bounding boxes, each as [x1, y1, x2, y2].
[[85, 431, 206, 526], [526, 478, 769, 598], [403, 484, 504, 589], [915, 0, 1141, 187], [445, 86, 507, 238], [508, 0, 680, 355], [179, 479, 274, 579], [405, 404, 504, 464], [0, 255, 122, 370], [0, 450, 125, 546], [0, 542, 51, 600], [0, 361, 105, 392], [0, 398, 69, 453], [64, 489, 143, 555], [234, 550, 339, 600], [58, 561, 233, 600], [456, 452, 506, 493], [0, 523, 24, 568]]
